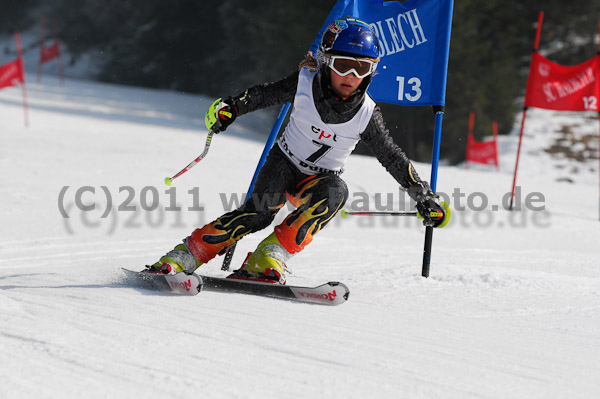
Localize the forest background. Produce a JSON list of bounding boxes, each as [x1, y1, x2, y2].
[[2, 0, 599, 163]]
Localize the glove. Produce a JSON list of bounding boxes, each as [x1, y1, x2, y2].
[[205, 98, 238, 133], [409, 182, 450, 228]]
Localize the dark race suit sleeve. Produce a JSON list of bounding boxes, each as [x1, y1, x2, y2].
[[360, 105, 424, 190], [229, 71, 299, 116]]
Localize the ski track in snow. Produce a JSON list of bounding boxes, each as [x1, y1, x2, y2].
[[1, 67, 600, 399]]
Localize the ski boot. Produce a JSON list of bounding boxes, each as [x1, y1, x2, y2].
[[228, 233, 291, 284], [146, 241, 202, 275]]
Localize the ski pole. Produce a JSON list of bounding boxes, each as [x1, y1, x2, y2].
[[164, 131, 214, 186], [340, 209, 418, 218]]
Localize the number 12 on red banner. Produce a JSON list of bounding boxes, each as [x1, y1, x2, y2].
[[583, 96, 598, 111]]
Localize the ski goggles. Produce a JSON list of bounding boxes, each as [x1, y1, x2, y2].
[[325, 55, 377, 78]]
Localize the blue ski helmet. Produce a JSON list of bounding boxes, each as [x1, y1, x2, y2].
[[319, 17, 380, 59]]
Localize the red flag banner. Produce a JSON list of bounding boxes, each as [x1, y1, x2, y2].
[[465, 133, 498, 167], [525, 53, 600, 111], [40, 42, 60, 63], [0, 58, 25, 89]]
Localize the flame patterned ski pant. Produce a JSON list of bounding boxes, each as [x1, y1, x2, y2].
[[186, 146, 348, 263]]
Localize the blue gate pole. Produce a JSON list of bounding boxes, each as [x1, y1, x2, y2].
[[221, 102, 292, 271], [245, 103, 292, 197], [422, 108, 444, 277]]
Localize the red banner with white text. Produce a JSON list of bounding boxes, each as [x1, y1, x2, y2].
[[0, 57, 25, 89], [525, 53, 600, 111]]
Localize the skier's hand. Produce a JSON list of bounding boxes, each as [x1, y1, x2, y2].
[[410, 182, 450, 228], [416, 194, 449, 228], [205, 98, 238, 133]]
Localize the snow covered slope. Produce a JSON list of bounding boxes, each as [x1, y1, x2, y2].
[[1, 72, 599, 399]]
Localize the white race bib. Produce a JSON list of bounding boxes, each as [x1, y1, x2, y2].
[[278, 69, 375, 175]]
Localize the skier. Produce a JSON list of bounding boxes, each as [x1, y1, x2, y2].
[[147, 17, 448, 283]]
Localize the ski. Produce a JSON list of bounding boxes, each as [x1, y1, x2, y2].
[[122, 268, 202, 296], [122, 269, 349, 305], [199, 275, 350, 306]]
